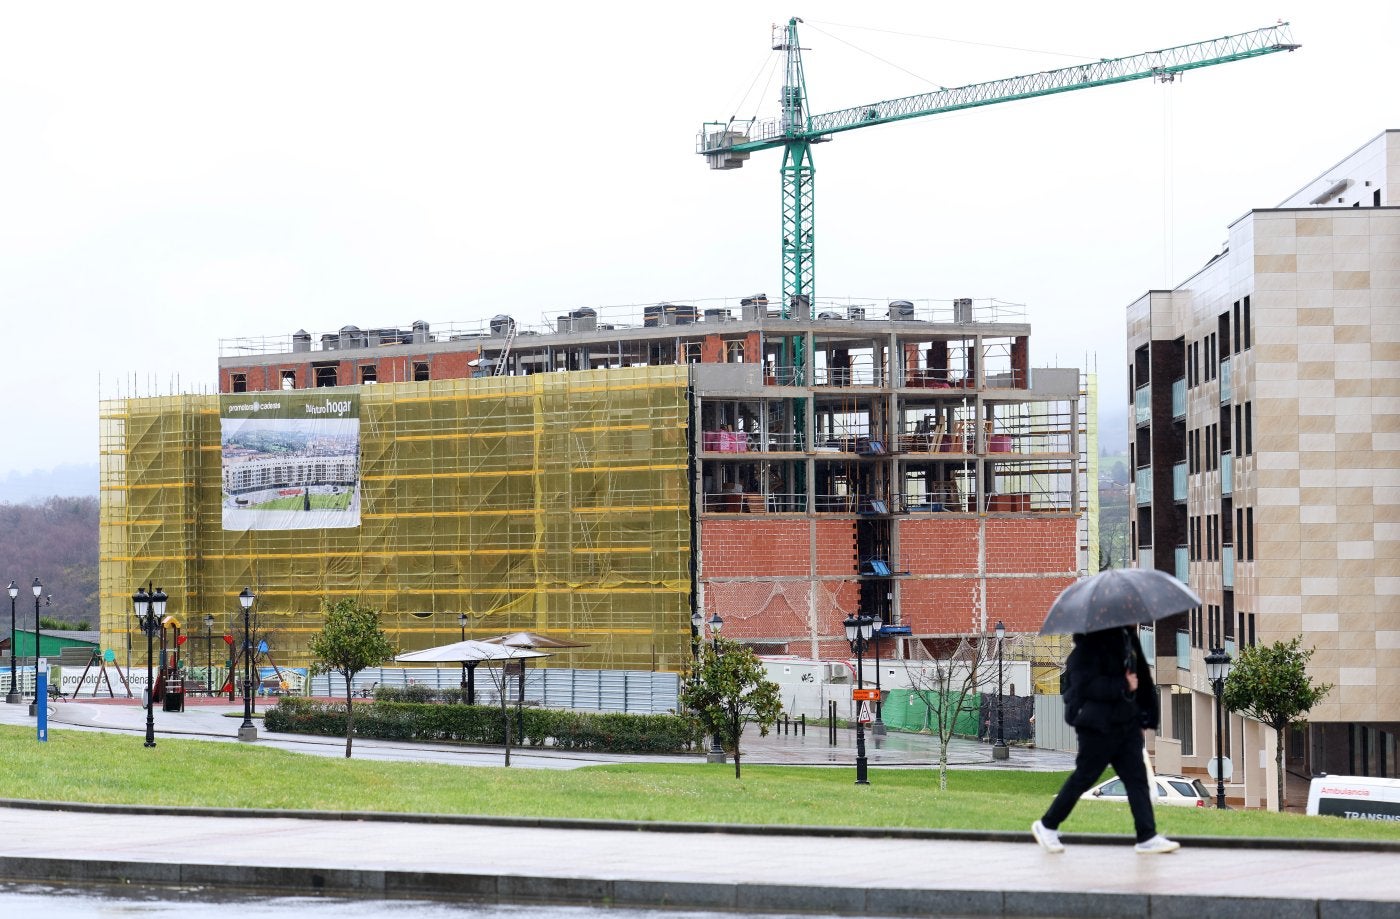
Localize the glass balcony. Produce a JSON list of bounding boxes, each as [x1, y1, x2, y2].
[[1139, 625, 1156, 662], [1220, 358, 1232, 403], [1135, 467, 1152, 504], [1135, 384, 1151, 426], [1173, 462, 1187, 502], [1175, 545, 1189, 583], [1172, 378, 1186, 420], [1221, 452, 1233, 496], [1176, 629, 1190, 670], [1223, 544, 1235, 588]]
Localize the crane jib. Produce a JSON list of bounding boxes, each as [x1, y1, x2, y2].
[[698, 25, 1298, 156], [697, 20, 1298, 314]]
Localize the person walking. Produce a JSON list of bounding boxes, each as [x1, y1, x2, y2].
[[1031, 626, 1179, 854]]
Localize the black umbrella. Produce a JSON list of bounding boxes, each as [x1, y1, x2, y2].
[[1040, 568, 1202, 635]]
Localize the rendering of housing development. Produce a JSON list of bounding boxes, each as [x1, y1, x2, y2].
[[1128, 129, 1399, 807]]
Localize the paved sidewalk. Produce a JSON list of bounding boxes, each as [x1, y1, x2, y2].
[[0, 805, 1397, 918]]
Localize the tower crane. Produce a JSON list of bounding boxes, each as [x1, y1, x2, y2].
[[699, 19, 1299, 317]]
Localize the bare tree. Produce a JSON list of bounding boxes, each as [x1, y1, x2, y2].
[[474, 649, 540, 767], [901, 628, 998, 790]]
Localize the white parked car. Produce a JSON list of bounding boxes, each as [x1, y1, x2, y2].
[[1081, 774, 1211, 808]]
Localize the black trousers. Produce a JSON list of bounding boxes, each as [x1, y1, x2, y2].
[[1041, 726, 1156, 843]]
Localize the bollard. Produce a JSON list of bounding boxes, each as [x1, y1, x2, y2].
[[800, 713, 806, 737], [829, 700, 837, 745]]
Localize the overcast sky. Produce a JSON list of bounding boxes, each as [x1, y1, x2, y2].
[[0, 1, 1394, 477]]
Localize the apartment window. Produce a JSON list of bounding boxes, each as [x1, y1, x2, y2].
[[1232, 300, 1242, 354], [1244, 402, 1253, 455], [1242, 296, 1252, 349], [230, 373, 247, 393], [1234, 405, 1242, 454], [413, 361, 430, 382], [280, 370, 297, 390], [1172, 689, 1194, 756], [1221, 409, 1232, 452], [1219, 312, 1231, 358], [1189, 607, 1201, 648], [1245, 507, 1255, 561]]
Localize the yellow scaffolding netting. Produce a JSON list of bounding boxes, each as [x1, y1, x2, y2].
[[99, 367, 692, 672]]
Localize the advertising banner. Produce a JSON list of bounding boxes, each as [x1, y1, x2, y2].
[[220, 392, 361, 531]]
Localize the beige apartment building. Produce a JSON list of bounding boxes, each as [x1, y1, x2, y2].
[[1127, 129, 1399, 807]]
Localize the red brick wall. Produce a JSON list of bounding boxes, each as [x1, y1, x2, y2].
[[986, 576, 1076, 634], [220, 350, 483, 393], [701, 519, 810, 577], [899, 578, 981, 634], [814, 520, 858, 575], [900, 518, 979, 574], [984, 518, 1077, 573]]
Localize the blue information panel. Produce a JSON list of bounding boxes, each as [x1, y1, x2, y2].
[[36, 659, 48, 742]]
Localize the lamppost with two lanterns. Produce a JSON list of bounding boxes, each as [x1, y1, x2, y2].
[[844, 613, 875, 785], [1205, 647, 1234, 809], [131, 585, 168, 748]]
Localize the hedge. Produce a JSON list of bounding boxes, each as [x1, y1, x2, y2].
[[265, 697, 704, 755]]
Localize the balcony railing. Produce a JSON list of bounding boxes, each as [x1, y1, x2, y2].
[[1135, 467, 1152, 505], [1173, 462, 1187, 502], [1221, 452, 1233, 496], [1176, 629, 1190, 670], [1220, 357, 1232, 403], [1135, 384, 1151, 427], [1172, 378, 1186, 420], [1175, 545, 1189, 583], [1222, 544, 1235, 589]]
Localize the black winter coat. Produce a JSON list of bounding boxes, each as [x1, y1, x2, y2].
[[1061, 627, 1159, 734]]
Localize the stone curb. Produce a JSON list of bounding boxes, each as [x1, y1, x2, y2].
[[2, 797, 1398, 853], [0, 853, 1397, 919]]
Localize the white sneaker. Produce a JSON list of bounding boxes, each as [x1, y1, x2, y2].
[[1032, 820, 1065, 854], [1134, 835, 1181, 854]]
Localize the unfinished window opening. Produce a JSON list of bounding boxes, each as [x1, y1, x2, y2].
[[280, 370, 297, 390], [413, 361, 430, 382], [313, 363, 338, 388], [724, 339, 746, 363], [230, 373, 247, 393], [360, 365, 378, 385]]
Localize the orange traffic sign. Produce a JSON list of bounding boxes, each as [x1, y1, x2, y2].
[[852, 688, 880, 701]]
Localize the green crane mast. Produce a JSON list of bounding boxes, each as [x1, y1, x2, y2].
[[700, 18, 1300, 317]]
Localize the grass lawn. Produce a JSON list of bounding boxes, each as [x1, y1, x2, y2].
[[3, 726, 1397, 842], [248, 492, 352, 511]]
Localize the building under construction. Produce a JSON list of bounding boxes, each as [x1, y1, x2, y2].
[[99, 297, 1091, 672]]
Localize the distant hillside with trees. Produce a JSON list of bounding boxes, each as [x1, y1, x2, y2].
[[0, 497, 99, 630]]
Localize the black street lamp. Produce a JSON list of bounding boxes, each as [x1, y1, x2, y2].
[[993, 620, 1009, 761], [237, 588, 257, 742], [1205, 646, 1234, 809], [131, 585, 167, 748], [6, 581, 18, 704], [28, 579, 43, 716], [203, 614, 215, 696], [705, 612, 726, 764], [844, 612, 875, 785]]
